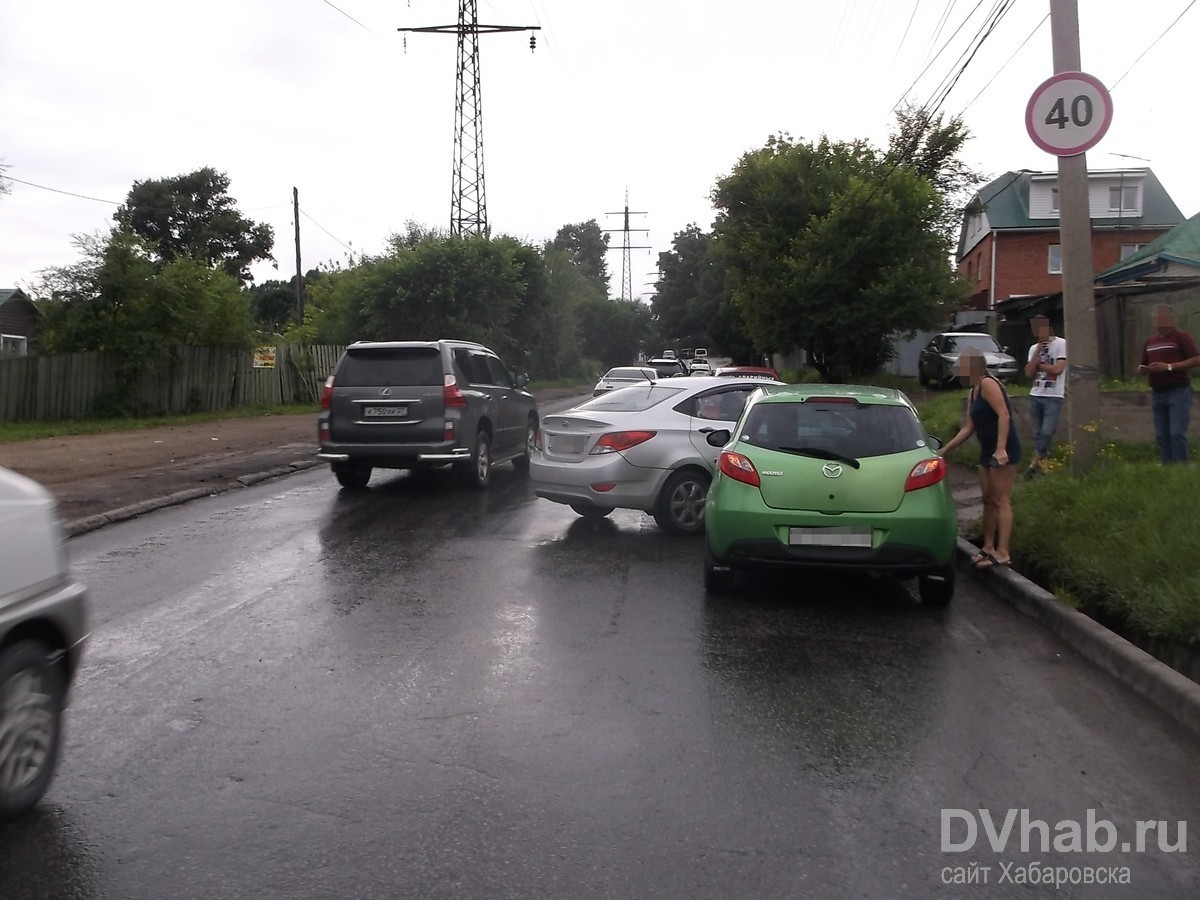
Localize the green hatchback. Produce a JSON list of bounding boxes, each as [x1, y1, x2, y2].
[[703, 384, 957, 604]]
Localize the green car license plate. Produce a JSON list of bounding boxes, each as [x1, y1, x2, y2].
[[788, 526, 872, 548], [364, 406, 407, 418]]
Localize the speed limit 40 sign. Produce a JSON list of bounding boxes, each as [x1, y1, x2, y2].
[[1025, 71, 1113, 157]]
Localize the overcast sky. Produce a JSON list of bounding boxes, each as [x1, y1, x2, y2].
[[2, 1, 1195, 299]]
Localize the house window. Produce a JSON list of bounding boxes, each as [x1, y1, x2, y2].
[[1048, 245, 1062, 275], [1109, 185, 1137, 211], [975, 255, 982, 282], [1120, 243, 1147, 260], [0, 334, 28, 357], [1050, 188, 1059, 212]]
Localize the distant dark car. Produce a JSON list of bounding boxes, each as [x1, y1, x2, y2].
[[317, 340, 538, 490], [714, 365, 782, 381], [918, 332, 1019, 388], [646, 358, 689, 378]]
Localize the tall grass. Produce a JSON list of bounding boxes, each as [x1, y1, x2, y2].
[[1011, 460, 1200, 643]]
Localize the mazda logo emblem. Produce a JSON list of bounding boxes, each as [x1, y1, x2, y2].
[[822, 463, 843, 478]]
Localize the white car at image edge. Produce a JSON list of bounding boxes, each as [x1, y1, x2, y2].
[[0, 465, 88, 820]]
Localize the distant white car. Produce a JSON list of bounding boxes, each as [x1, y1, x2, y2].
[[593, 366, 657, 397], [0, 466, 88, 820], [688, 360, 712, 375]]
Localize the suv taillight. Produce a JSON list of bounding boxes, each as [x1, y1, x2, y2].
[[444, 374, 467, 409], [320, 376, 334, 410]]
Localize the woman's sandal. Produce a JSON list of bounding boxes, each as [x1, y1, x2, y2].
[[973, 551, 1012, 569]]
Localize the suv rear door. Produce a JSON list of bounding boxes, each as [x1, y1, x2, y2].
[[475, 351, 523, 454], [329, 345, 446, 445]]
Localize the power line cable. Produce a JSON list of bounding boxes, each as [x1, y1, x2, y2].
[[892, 0, 924, 63], [4, 176, 119, 205], [924, 0, 1015, 117], [299, 208, 354, 253], [318, 0, 382, 38], [962, 12, 1048, 110], [892, 0, 987, 111], [1111, 0, 1197, 89]]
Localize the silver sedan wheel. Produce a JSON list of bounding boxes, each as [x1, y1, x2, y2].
[[654, 469, 711, 536]]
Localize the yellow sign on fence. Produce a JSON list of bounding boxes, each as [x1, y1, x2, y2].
[[253, 346, 278, 369]]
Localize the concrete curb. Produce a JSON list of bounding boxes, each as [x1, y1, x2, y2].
[[955, 537, 1200, 739], [64, 459, 323, 538]]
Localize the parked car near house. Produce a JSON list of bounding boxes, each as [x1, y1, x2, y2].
[[593, 366, 657, 397], [530, 375, 780, 535], [0, 465, 89, 820], [917, 332, 1019, 388], [317, 340, 538, 490], [702, 383, 957, 603]]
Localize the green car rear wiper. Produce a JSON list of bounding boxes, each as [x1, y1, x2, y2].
[[776, 446, 861, 469]]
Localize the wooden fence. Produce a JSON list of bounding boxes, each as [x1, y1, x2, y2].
[[0, 344, 345, 422]]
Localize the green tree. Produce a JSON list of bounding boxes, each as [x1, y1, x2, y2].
[[887, 104, 986, 241], [713, 134, 965, 380], [114, 167, 274, 283], [575, 296, 655, 369], [551, 220, 611, 296]]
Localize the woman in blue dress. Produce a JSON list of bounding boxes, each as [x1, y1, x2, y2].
[[937, 347, 1021, 568]]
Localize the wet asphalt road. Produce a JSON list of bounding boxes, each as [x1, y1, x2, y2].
[[2, 404, 1198, 898]]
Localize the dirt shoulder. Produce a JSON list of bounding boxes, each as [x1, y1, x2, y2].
[[0, 386, 593, 525]]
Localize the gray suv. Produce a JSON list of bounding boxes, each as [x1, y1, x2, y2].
[[318, 340, 539, 490]]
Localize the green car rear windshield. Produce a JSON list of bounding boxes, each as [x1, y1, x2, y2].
[[741, 400, 929, 458]]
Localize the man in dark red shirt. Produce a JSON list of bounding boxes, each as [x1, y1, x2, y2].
[[1140, 304, 1200, 464]]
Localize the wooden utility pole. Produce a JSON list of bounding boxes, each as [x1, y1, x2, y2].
[[1049, 0, 1101, 472], [293, 187, 303, 325]]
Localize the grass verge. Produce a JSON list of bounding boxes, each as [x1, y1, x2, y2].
[[0, 403, 317, 443]]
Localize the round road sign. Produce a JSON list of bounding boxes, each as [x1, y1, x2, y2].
[[1025, 71, 1113, 157]]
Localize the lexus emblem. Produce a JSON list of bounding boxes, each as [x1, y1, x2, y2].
[[822, 463, 843, 478], [560, 420, 570, 428], [380, 388, 391, 396]]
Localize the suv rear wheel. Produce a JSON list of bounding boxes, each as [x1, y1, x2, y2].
[[512, 417, 537, 472], [459, 431, 491, 490], [332, 462, 372, 489]]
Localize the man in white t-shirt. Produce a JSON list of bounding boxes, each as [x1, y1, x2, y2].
[[1024, 314, 1067, 475]]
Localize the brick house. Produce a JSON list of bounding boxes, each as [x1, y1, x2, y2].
[[957, 168, 1184, 310], [0, 288, 40, 357]]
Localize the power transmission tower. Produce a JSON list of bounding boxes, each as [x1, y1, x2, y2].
[[399, 3, 539, 237], [603, 190, 649, 300]]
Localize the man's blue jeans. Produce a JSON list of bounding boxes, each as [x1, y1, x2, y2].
[[1152, 384, 1193, 464], [1028, 395, 1064, 459]]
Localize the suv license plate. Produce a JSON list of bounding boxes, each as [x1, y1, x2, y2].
[[788, 526, 871, 548], [364, 406, 407, 418]]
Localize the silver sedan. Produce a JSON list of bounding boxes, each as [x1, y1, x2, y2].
[[530, 376, 781, 535], [591, 366, 657, 397]]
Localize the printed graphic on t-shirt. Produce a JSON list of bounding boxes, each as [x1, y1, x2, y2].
[[1033, 346, 1057, 390]]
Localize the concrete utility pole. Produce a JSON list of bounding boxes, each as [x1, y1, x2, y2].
[[1049, 0, 1101, 472], [293, 187, 303, 324]]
